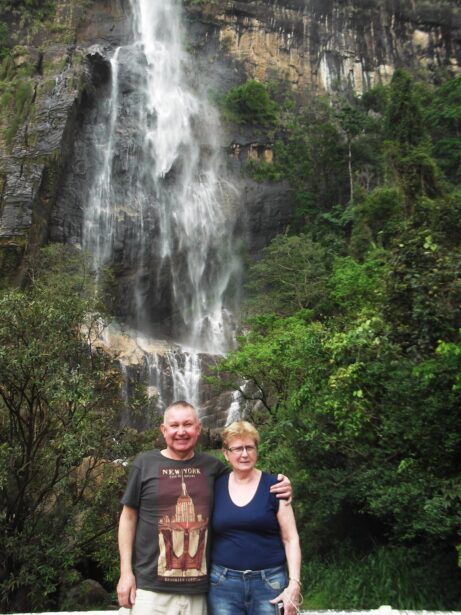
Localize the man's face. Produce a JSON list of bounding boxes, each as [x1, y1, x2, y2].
[[160, 405, 202, 460]]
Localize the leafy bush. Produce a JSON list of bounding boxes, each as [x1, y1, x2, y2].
[[245, 159, 283, 183], [223, 80, 278, 126]]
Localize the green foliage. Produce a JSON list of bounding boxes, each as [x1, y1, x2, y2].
[[303, 544, 461, 610], [361, 83, 389, 114], [0, 21, 8, 58], [258, 91, 385, 229], [426, 76, 461, 184], [337, 103, 379, 202], [223, 68, 459, 240], [350, 187, 405, 256], [218, 137, 461, 602], [0, 53, 36, 145], [0, 0, 55, 20], [385, 69, 426, 148], [384, 222, 461, 353], [0, 245, 147, 612], [274, 98, 350, 221], [0, 53, 15, 79], [245, 233, 330, 317], [330, 250, 389, 315], [245, 159, 283, 183], [0, 1, 57, 140], [222, 80, 278, 126]]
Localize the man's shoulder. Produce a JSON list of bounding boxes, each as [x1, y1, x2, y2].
[[195, 452, 226, 472], [131, 449, 161, 466]]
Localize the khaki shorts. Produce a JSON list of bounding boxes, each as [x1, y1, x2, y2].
[[120, 588, 207, 615]]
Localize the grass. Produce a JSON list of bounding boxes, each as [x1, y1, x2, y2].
[[301, 544, 461, 610]]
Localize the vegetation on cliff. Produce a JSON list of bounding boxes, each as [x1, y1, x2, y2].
[[0, 0, 56, 58], [222, 79, 278, 127], [216, 70, 461, 609]]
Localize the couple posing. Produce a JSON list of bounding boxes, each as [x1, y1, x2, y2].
[[117, 400, 301, 615]]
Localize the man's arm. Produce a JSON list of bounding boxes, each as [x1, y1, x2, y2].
[[270, 473, 292, 501], [117, 505, 138, 608], [220, 456, 293, 501]]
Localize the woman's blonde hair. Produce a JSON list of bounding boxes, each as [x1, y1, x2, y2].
[[222, 420, 260, 449]]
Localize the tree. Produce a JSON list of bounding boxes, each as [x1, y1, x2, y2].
[[0, 246, 147, 611], [275, 99, 350, 222], [349, 187, 405, 257], [336, 104, 368, 203], [384, 219, 461, 354], [426, 76, 461, 185], [217, 216, 461, 606], [384, 69, 443, 214], [245, 233, 330, 318]]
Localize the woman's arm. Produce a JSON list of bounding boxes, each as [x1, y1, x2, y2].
[[271, 502, 302, 614]]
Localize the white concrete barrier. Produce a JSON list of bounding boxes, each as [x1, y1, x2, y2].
[[9, 608, 461, 615]]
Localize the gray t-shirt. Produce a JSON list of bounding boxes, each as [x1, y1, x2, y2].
[[121, 450, 226, 595]]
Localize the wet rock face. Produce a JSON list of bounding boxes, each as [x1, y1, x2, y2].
[[91, 320, 238, 431], [49, 40, 204, 334], [0, 0, 132, 281], [0, 43, 83, 279], [186, 0, 461, 94]]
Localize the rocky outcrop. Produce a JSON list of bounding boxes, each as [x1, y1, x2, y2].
[[89, 320, 239, 430]]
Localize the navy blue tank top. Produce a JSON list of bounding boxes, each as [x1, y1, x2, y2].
[[211, 471, 286, 570]]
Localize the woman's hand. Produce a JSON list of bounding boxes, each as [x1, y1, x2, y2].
[[270, 579, 301, 614]]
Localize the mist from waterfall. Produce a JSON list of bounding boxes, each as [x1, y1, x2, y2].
[[81, 0, 241, 412]]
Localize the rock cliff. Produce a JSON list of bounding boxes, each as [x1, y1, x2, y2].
[[186, 0, 461, 94], [1, 0, 460, 279]]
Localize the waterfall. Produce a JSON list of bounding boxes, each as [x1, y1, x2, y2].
[[226, 390, 244, 425], [82, 0, 240, 415], [82, 48, 120, 273]]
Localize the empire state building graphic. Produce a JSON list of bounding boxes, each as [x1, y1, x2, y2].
[[158, 470, 208, 579]]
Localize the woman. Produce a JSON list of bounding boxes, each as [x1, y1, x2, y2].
[[208, 421, 301, 615]]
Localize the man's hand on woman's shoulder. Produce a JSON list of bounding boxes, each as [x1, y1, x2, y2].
[[270, 473, 292, 502]]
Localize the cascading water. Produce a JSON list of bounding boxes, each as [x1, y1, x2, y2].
[[82, 0, 241, 417], [83, 48, 120, 275]]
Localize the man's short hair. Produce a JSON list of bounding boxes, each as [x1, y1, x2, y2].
[[163, 400, 199, 422]]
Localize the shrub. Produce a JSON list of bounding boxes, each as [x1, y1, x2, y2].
[[223, 80, 278, 126]]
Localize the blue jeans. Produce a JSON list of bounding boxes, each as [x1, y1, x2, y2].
[[207, 563, 288, 615]]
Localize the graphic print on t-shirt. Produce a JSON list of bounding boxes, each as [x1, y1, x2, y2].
[[157, 466, 209, 582]]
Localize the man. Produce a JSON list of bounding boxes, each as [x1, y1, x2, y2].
[[117, 400, 291, 615]]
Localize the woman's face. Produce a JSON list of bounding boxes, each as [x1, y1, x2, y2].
[[224, 436, 258, 472]]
